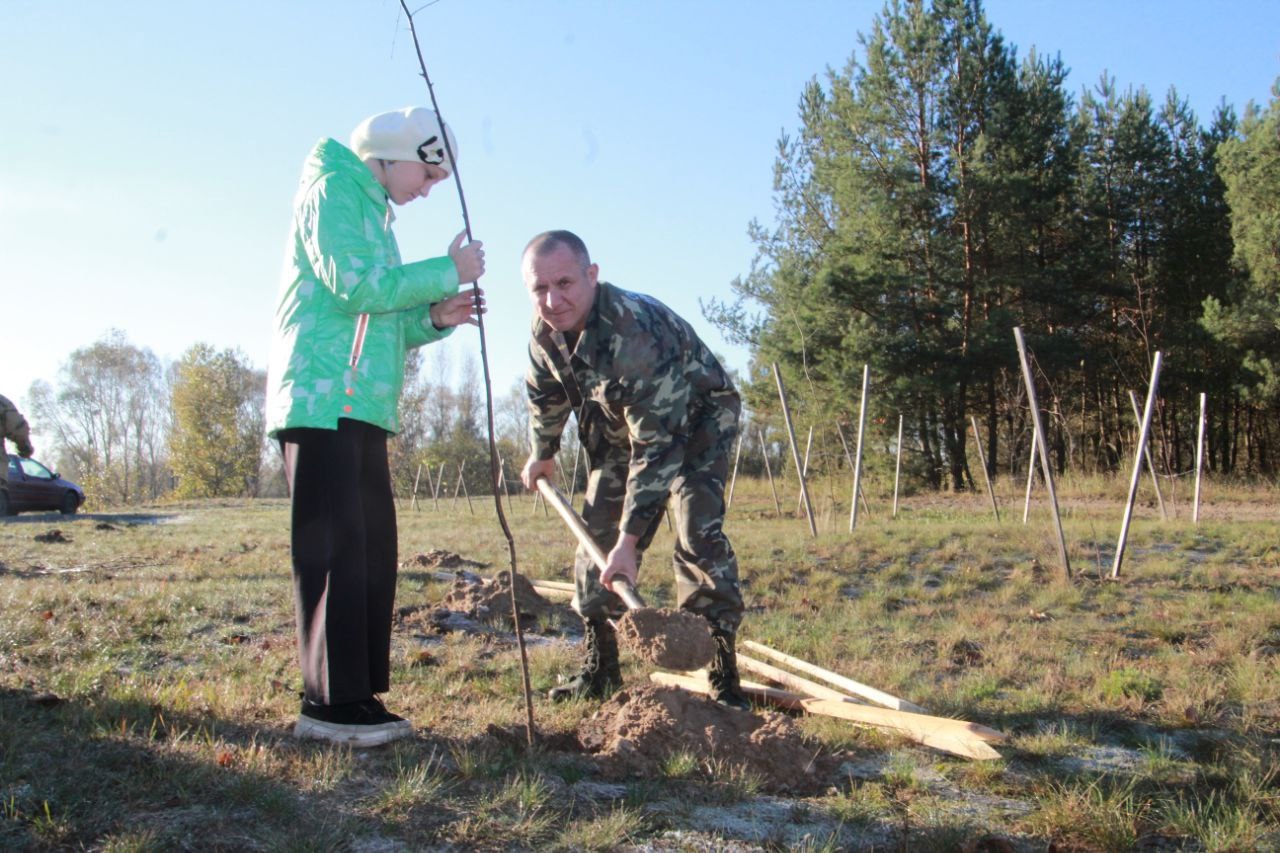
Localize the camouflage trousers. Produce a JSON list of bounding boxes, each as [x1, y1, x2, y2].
[[571, 401, 744, 633]]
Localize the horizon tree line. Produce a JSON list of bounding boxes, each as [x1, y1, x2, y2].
[[704, 0, 1280, 489], [17, 0, 1280, 505]]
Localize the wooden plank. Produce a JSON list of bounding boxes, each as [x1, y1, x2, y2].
[[1013, 327, 1071, 580], [849, 364, 870, 532], [733, 661, 1006, 747], [736, 654, 853, 702], [530, 578, 575, 592], [796, 698, 1004, 760], [772, 362, 817, 537], [651, 673, 1003, 761], [421, 570, 572, 598], [734, 678, 1005, 745], [741, 640, 927, 713], [1112, 351, 1163, 578]]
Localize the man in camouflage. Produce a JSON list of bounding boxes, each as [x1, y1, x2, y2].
[[0, 394, 35, 511], [519, 230, 749, 710]]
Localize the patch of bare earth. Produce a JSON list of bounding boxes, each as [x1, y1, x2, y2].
[[577, 684, 830, 794], [438, 569, 552, 624], [403, 548, 488, 571]]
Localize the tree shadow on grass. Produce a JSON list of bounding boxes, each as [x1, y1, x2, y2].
[[1, 511, 184, 526], [0, 685, 422, 849]]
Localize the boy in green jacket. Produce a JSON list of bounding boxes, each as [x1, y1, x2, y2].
[[265, 107, 485, 746]]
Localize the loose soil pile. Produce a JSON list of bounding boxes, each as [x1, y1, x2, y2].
[[577, 684, 826, 793], [404, 549, 488, 570], [439, 570, 552, 624], [616, 608, 716, 671]]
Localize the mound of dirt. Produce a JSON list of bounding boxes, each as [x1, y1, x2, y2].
[[578, 684, 825, 793], [616, 608, 716, 671], [405, 549, 489, 570], [439, 570, 552, 624]]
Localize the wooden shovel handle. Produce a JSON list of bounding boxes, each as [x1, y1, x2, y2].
[[535, 477, 646, 611]]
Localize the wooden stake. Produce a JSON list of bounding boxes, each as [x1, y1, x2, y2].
[[790, 697, 1003, 760], [759, 428, 781, 515], [452, 461, 474, 514], [427, 568, 573, 598], [1127, 390, 1168, 521], [892, 414, 904, 518], [411, 463, 423, 511], [1013, 328, 1071, 581], [1022, 429, 1037, 524], [970, 415, 1000, 522], [496, 455, 513, 513], [795, 425, 814, 513], [835, 419, 853, 468], [741, 639, 926, 713], [848, 365, 870, 533], [1193, 392, 1206, 524], [651, 672, 1003, 761], [772, 363, 816, 537], [530, 578, 576, 592], [735, 653, 854, 701], [568, 443, 583, 501], [422, 464, 437, 511], [726, 433, 743, 511], [433, 462, 446, 510], [1112, 351, 1163, 578], [835, 421, 872, 517]]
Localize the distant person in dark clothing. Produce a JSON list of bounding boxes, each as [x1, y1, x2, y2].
[[1, 393, 35, 509]]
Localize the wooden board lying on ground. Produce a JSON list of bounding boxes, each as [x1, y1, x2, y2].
[[425, 569, 574, 597], [529, 578, 575, 593], [742, 639, 928, 713], [736, 654, 853, 702], [651, 672, 1005, 761], [733, 654, 1005, 748]]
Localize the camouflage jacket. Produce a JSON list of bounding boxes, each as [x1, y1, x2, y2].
[[526, 282, 738, 536], [0, 394, 33, 457]]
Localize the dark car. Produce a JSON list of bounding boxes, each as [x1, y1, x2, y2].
[[3, 454, 86, 516]]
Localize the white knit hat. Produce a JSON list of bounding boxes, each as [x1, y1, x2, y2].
[[350, 107, 457, 173]]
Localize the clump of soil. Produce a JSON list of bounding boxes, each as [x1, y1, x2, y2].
[[578, 684, 825, 793], [950, 638, 985, 667], [34, 530, 70, 543], [439, 571, 552, 624], [616, 608, 716, 671], [405, 549, 488, 570]]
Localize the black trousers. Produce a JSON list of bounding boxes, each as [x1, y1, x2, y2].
[[279, 419, 397, 705]]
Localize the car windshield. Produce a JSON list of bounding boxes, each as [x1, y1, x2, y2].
[[19, 458, 54, 479]]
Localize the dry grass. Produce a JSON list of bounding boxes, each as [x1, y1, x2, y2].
[[1, 474, 1277, 850]]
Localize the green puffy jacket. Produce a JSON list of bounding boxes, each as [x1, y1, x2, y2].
[[265, 138, 459, 437]]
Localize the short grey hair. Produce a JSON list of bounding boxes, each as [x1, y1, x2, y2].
[[523, 230, 591, 271]]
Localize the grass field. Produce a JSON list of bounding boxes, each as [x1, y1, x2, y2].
[[1, 473, 1277, 850]]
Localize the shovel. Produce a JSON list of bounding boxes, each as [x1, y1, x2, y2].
[[534, 477, 715, 671]]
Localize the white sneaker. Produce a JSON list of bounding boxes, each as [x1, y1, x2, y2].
[[293, 698, 413, 747]]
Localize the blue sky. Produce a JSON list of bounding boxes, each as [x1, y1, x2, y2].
[[2, 0, 1277, 450]]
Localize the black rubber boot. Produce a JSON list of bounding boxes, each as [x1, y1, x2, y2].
[[549, 618, 621, 702], [708, 628, 752, 711]]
